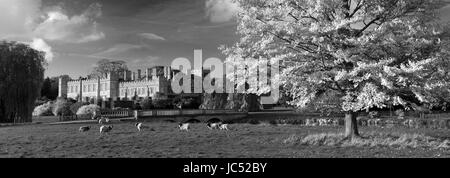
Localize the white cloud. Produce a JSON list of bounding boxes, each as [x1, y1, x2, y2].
[[205, 0, 240, 23], [94, 44, 146, 56], [139, 33, 166, 41], [30, 38, 54, 62], [33, 3, 105, 43], [0, 0, 105, 62]]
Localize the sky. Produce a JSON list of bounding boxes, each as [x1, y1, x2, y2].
[[0, 0, 449, 78], [0, 0, 241, 78]]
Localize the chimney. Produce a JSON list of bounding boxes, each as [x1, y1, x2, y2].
[[137, 69, 141, 80], [146, 68, 151, 80], [153, 68, 158, 79], [123, 70, 128, 80]]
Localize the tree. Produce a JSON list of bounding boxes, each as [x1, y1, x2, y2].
[[89, 59, 128, 78], [40, 77, 52, 100], [223, 0, 450, 139], [0, 41, 46, 123]]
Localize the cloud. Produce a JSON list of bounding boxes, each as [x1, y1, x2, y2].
[[205, 0, 240, 23], [33, 3, 105, 43], [94, 43, 147, 57], [30, 38, 54, 62], [139, 33, 166, 41], [0, 0, 41, 38], [0, 0, 106, 63]]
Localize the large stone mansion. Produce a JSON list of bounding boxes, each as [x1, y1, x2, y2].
[[58, 66, 176, 102]]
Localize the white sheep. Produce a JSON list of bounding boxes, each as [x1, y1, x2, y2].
[[100, 125, 113, 134], [135, 122, 149, 132], [207, 122, 221, 130], [178, 123, 189, 131], [79, 126, 90, 132], [219, 124, 229, 130], [98, 117, 110, 124]]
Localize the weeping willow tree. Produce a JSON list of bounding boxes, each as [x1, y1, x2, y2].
[[0, 41, 46, 123]]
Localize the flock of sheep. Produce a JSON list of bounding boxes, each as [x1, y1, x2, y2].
[[77, 117, 229, 134]]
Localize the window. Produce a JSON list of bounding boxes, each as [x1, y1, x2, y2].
[[83, 85, 87, 92]]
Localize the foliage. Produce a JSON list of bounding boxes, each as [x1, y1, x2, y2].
[[223, 0, 450, 113], [152, 99, 173, 109], [32, 101, 54, 116], [89, 59, 128, 78], [140, 98, 154, 110], [52, 98, 74, 116], [173, 96, 201, 109], [200, 93, 262, 111], [70, 102, 89, 115], [76, 104, 100, 116], [0, 41, 46, 123]]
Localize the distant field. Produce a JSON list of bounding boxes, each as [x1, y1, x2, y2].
[[0, 122, 449, 158]]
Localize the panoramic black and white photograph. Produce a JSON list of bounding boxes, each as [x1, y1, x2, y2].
[[1, 0, 450, 161]]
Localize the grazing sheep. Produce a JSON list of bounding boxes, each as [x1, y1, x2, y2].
[[206, 122, 221, 130], [178, 123, 190, 131], [100, 125, 113, 134], [219, 124, 229, 130], [98, 117, 110, 124], [79, 126, 90, 132], [135, 123, 149, 132]]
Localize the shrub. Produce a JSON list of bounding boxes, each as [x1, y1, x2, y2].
[[52, 98, 73, 116], [152, 99, 173, 109], [32, 101, 54, 116], [76, 104, 100, 116], [70, 102, 89, 115], [140, 98, 154, 110]]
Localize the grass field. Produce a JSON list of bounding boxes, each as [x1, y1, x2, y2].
[[0, 121, 449, 158]]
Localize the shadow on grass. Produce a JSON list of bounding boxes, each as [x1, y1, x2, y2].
[[283, 131, 450, 150]]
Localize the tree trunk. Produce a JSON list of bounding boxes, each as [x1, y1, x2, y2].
[[344, 111, 360, 139]]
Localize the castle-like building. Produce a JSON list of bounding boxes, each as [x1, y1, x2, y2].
[[58, 66, 175, 102]]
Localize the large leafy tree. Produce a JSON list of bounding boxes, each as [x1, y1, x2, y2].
[[0, 41, 46, 123], [89, 59, 128, 78], [223, 0, 450, 139]]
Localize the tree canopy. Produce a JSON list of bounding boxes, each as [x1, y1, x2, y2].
[[223, 0, 450, 137], [0, 41, 46, 123], [90, 59, 128, 78]]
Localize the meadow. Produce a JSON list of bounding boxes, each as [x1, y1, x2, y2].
[[0, 120, 449, 158]]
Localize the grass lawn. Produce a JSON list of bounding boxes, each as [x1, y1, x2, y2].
[[0, 122, 449, 158]]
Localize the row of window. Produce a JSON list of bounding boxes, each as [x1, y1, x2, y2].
[[120, 87, 155, 96], [69, 83, 110, 93]]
